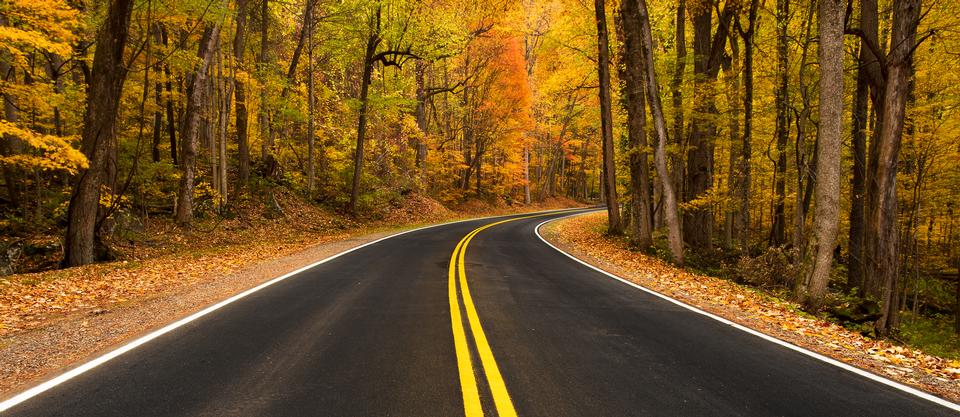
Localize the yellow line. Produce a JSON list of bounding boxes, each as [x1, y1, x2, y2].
[[449, 237, 483, 417], [458, 221, 518, 417], [449, 209, 584, 417]]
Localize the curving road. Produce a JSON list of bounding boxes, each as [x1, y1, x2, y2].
[[2, 209, 957, 416]]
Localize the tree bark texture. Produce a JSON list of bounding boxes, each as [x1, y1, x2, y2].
[[64, 0, 135, 266], [175, 25, 220, 227], [636, 0, 683, 265], [617, 0, 653, 247], [874, 0, 921, 334], [594, 0, 622, 234], [772, 0, 789, 246], [803, 0, 845, 311]]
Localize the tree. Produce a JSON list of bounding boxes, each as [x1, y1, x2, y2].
[[0, 1, 83, 211], [234, 0, 251, 187], [258, 0, 272, 162], [802, 0, 844, 311], [847, 0, 874, 293], [735, 0, 760, 254], [771, 0, 789, 246], [306, 0, 316, 195], [684, 1, 733, 250], [63, 0, 135, 266], [616, 0, 652, 247], [593, 0, 621, 234], [636, 0, 683, 265], [670, 0, 686, 204], [346, 0, 458, 215], [175, 24, 221, 227], [871, 0, 923, 334]]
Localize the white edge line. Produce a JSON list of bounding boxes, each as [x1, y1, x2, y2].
[[0, 207, 581, 413], [533, 212, 960, 412]]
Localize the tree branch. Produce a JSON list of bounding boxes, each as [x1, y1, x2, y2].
[[845, 28, 887, 69]]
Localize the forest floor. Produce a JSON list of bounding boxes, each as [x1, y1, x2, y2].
[[540, 211, 960, 403], [0, 192, 583, 396]]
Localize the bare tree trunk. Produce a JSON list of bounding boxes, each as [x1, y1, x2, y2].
[[234, 0, 250, 188], [306, 0, 315, 195], [802, 0, 844, 311], [670, 0, 686, 201], [772, 0, 789, 246], [792, 0, 817, 270], [861, 0, 885, 300], [684, 2, 732, 250], [737, 0, 760, 255], [414, 60, 428, 173], [64, 0, 134, 266], [723, 32, 740, 249], [593, 0, 621, 234], [524, 145, 531, 204], [350, 15, 380, 216], [176, 25, 220, 227], [617, 0, 652, 246], [151, 25, 164, 163], [637, 0, 683, 265], [848, 44, 869, 292], [217, 47, 231, 208], [160, 25, 178, 166], [874, 0, 921, 335], [258, 0, 272, 160]]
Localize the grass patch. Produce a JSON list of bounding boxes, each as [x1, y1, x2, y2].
[[899, 312, 960, 360]]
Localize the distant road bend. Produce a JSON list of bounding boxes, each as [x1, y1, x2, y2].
[[2, 209, 957, 416]]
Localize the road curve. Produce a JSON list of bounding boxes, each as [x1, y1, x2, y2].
[[2, 209, 956, 416]]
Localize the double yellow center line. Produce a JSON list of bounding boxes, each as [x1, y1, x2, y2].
[[448, 210, 583, 417]]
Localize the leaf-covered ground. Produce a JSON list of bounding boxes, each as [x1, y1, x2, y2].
[[541, 212, 960, 403]]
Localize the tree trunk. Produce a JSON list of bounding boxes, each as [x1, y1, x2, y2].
[[258, 0, 272, 160], [637, 0, 683, 265], [686, 6, 713, 250], [803, 0, 844, 311], [176, 25, 220, 227], [670, 0, 686, 201], [151, 26, 164, 163], [160, 25, 178, 166], [738, 0, 760, 255], [594, 0, 621, 234], [524, 145, 531, 204], [414, 60, 428, 172], [772, 0, 789, 246], [216, 47, 231, 208], [861, 0, 885, 300], [617, 0, 652, 247], [234, 0, 250, 187], [684, 2, 732, 250], [723, 32, 740, 250], [64, 0, 134, 266], [306, 0, 315, 195], [848, 48, 868, 292], [350, 29, 379, 216], [792, 0, 817, 269], [874, 0, 921, 335]]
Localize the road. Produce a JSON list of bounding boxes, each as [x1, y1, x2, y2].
[[2, 209, 957, 416]]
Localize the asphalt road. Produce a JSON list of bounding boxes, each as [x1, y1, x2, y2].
[[3, 209, 957, 416]]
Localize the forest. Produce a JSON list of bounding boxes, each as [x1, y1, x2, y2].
[[1, 0, 959, 346]]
